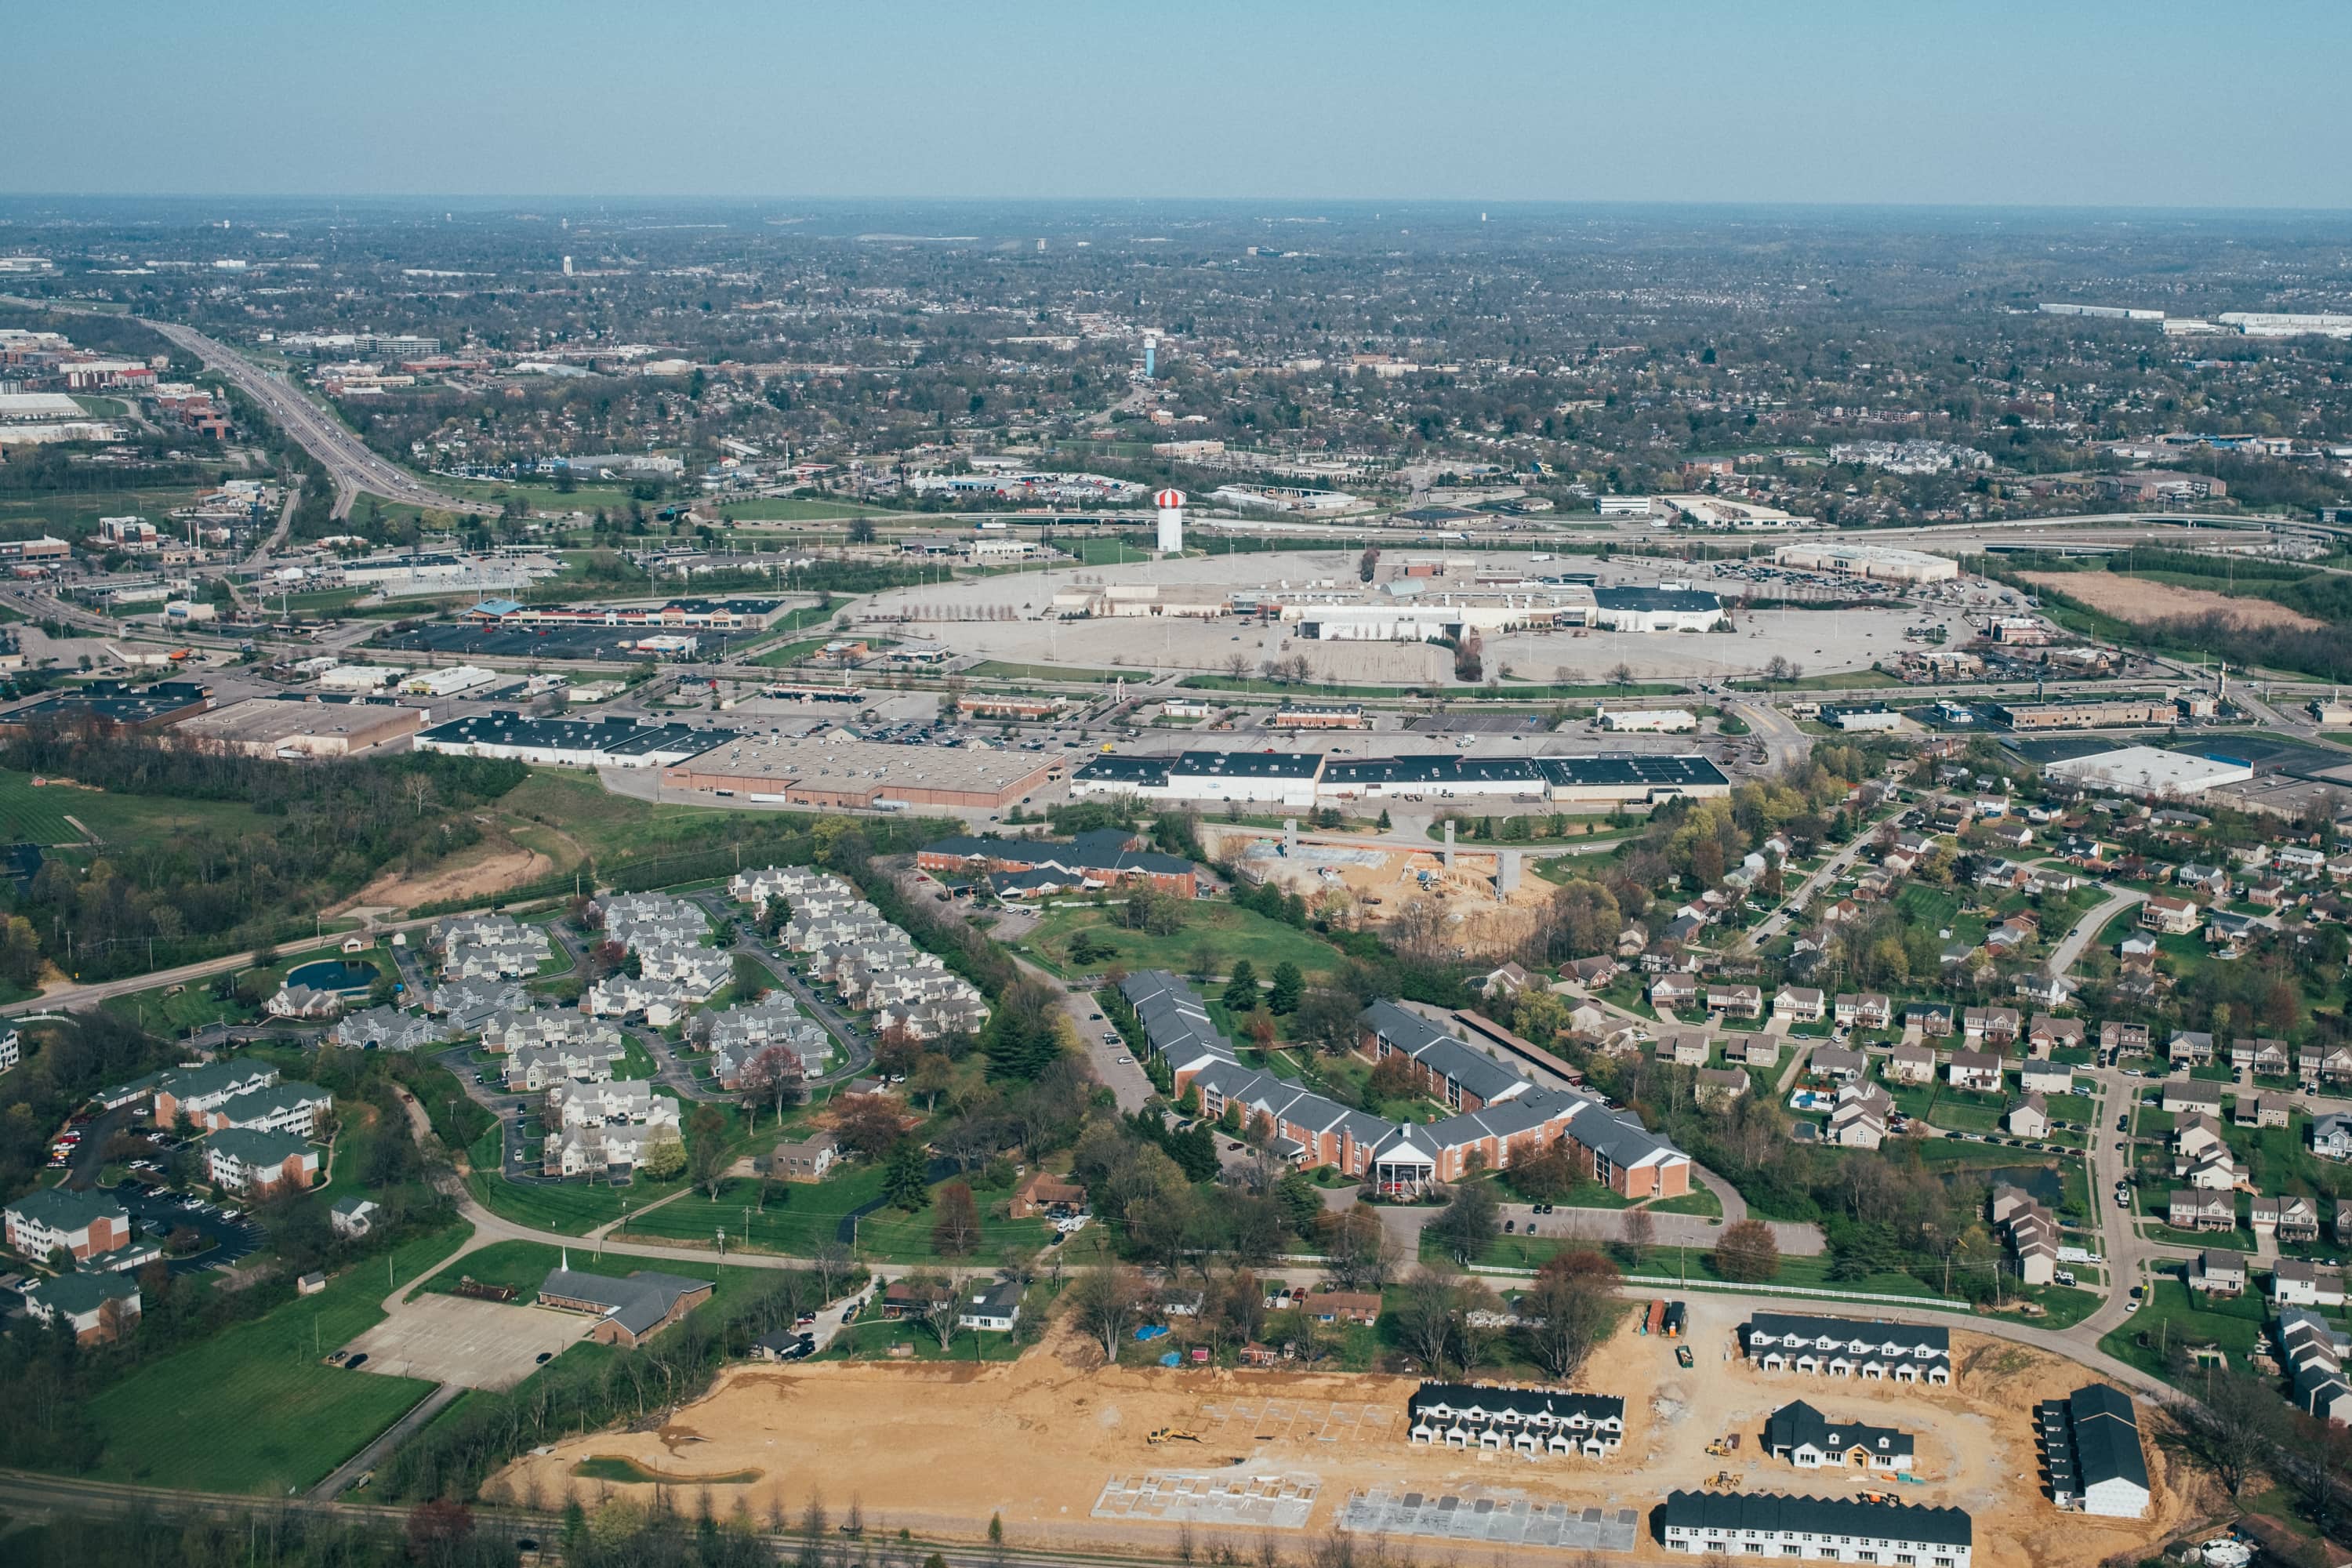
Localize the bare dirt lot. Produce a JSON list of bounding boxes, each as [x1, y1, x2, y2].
[[490, 1300, 2193, 1565], [2020, 572, 2324, 631], [1204, 824, 1559, 953], [336, 837, 552, 917]]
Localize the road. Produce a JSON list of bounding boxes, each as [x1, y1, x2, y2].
[[2047, 884, 2145, 978], [147, 321, 476, 524]]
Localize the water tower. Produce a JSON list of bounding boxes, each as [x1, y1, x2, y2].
[[1142, 331, 1160, 379], [1154, 488, 1185, 554]]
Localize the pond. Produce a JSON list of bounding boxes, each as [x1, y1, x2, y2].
[[286, 958, 379, 994]]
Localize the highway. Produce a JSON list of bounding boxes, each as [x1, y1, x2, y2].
[[145, 321, 477, 525]]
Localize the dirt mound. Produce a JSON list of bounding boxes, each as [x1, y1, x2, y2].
[[336, 839, 551, 916]]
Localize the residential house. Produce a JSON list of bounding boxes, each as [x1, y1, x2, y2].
[[1707, 983, 1763, 1019], [1732, 1034, 1782, 1069], [2039, 1385, 2151, 1519], [2141, 895, 2200, 935], [2232, 1037, 2294, 1077], [2270, 1260, 2346, 1309], [1762, 1400, 1915, 1472], [2167, 1190, 2237, 1232], [1835, 993, 1893, 1029], [1904, 1002, 1955, 1037], [2019, 1059, 2074, 1096], [2187, 1249, 2247, 1296], [2168, 1031, 2216, 1067], [2027, 1015, 2085, 1056], [1991, 1185, 2058, 1285], [331, 1196, 379, 1238], [766, 1131, 840, 1182], [334, 1007, 445, 1053], [1658, 1491, 1973, 1564], [1887, 1044, 1937, 1086], [1008, 1171, 1087, 1218], [1696, 1067, 1751, 1109], [2234, 1093, 2292, 1130], [2161, 1078, 2227, 1117], [1406, 1383, 1624, 1457], [1809, 1046, 1868, 1084], [1774, 986, 1827, 1024], [1947, 1050, 2004, 1092], [2311, 1112, 2352, 1162], [1653, 1029, 1711, 1068], [2099, 1021, 2151, 1058], [2004, 1093, 2050, 1139], [1827, 1083, 1893, 1149], [957, 1279, 1024, 1333], [1357, 1003, 1530, 1112]]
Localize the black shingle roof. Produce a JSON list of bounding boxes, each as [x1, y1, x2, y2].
[[1662, 1491, 1971, 1550]]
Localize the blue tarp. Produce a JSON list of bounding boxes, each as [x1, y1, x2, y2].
[[1135, 1324, 1171, 1341]]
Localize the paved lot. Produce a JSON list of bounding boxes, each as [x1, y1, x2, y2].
[[339, 1293, 592, 1390], [1338, 1488, 1639, 1551]]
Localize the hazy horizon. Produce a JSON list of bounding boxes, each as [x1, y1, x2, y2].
[[14, 0, 2350, 208]]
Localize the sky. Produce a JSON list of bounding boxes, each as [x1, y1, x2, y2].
[[13, 0, 2351, 207]]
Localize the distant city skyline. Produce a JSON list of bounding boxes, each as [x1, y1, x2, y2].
[[11, 1, 2350, 209]]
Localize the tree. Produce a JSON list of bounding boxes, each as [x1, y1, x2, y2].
[[2171, 1369, 2285, 1501], [1428, 1181, 1501, 1265], [1712, 1218, 1781, 1282], [882, 1138, 933, 1211], [932, 1181, 982, 1257], [1393, 1265, 1464, 1370], [1318, 1204, 1403, 1292], [1222, 959, 1260, 1013], [1066, 1264, 1146, 1365], [833, 1093, 908, 1158], [1515, 1250, 1621, 1381], [687, 1105, 730, 1199], [906, 1270, 962, 1350], [637, 1127, 686, 1182], [1266, 961, 1305, 1016], [739, 1045, 804, 1131]]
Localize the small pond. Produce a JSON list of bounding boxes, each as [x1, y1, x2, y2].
[[286, 959, 378, 993]]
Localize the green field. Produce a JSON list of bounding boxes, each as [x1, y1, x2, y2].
[[0, 769, 274, 850], [1018, 901, 1349, 982], [967, 661, 1129, 684], [75, 1221, 471, 1493], [615, 1167, 1052, 1264], [0, 487, 209, 543], [418, 1238, 766, 1307], [2095, 1276, 2314, 1391]]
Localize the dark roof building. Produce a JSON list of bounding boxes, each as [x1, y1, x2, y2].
[[1661, 1491, 1972, 1565], [1406, 1382, 1624, 1456], [0, 679, 212, 737], [1740, 1312, 1953, 1383], [536, 1262, 713, 1346], [416, 712, 735, 768], [2037, 1383, 2149, 1518], [1763, 1399, 1915, 1470]]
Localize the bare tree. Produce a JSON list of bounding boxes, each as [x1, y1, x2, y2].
[[1066, 1263, 1146, 1366]]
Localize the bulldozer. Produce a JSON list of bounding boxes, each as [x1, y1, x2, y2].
[[1704, 1472, 1744, 1492], [1704, 1439, 1733, 1458], [1147, 1428, 1203, 1445]]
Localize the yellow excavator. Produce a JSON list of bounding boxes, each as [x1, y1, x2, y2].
[[1147, 1428, 1203, 1445]]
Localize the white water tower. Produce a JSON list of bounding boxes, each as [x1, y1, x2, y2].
[[1154, 488, 1185, 554]]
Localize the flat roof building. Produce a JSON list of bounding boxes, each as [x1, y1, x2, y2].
[[416, 711, 735, 768], [167, 695, 422, 759], [2044, 746, 2256, 800], [1773, 542, 1959, 583], [0, 679, 212, 737]]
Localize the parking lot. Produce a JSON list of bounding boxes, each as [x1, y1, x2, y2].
[[339, 1292, 592, 1390], [107, 1178, 265, 1276]]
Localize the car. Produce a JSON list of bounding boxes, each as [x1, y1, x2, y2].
[[2125, 1300, 2140, 1314], [535, 1351, 553, 1365], [2114, 1141, 2126, 1151], [2129, 1285, 2143, 1300], [1087, 1012, 1102, 1021], [2117, 1116, 2129, 1131], [1102, 1033, 1121, 1045], [1116, 1054, 1134, 1065], [1504, 1220, 1515, 1233], [344, 1352, 368, 1369], [1228, 1142, 1244, 1152]]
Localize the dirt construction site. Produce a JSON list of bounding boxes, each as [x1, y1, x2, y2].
[[1203, 823, 1560, 952], [491, 1298, 2195, 1565]]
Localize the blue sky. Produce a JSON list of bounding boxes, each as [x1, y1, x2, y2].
[[13, 1, 2349, 205]]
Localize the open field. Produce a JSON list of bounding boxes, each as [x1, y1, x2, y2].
[[0, 487, 209, 543], [493, 1297, 2189, 1566], [2019, 571, 2325, 631], [1018, 900, 1349, 982], [71, 1221, 470, 1493], [0, 769, 274, 850]]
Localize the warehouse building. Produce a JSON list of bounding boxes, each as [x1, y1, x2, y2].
[[2042, 746, 2255, 800], [1773, 542, 1960, 583], [0, 679, 212, 737], [1076, 749, 1729, 808], [415, 712, 736, 768], [167, 695, 423, 759], [661, 733, 1057, 811]]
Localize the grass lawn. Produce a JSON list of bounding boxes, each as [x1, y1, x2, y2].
[[492, 767, 857, 868], [75, 1221, 471, 1493], [967, 660, 1128, 684], [2096, 1276, 2296, 1391], [418, 1238, 770, 1308], [0, 768, 274, 850], [1018, 900, 1348, 982], [617, 1168, 1053, 1265], [1923, 1087, 2007, 1134], [102, 938, 382, 1036], [0, 486, 208, 543], [1646, 1187, 1724, 1218]]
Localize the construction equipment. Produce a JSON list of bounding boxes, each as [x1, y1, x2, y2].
[[1146, 1428, 1202, 1445], [1855, 1490, 1897, 1506], [1675, 1344, 1695, 1369], [1705, 1439, 1733, 1458], [1704, 1472, 1744, 1492]]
